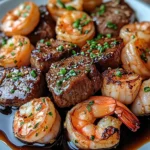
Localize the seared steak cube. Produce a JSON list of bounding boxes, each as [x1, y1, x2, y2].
[[91, 0, 134, 37], [81, 37, 124, 72], [46, 55, 102, 107], [28, 6, 56, 45], [30, 39, 80, 73], [0, 67, 45, 106]]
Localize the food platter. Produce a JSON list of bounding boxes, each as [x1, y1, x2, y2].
[[0, 0, 150, 150]]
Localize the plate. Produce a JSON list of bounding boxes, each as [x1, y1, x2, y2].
[[0, 0, 150, 150]]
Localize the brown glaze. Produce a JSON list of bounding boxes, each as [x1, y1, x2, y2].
[[30, 39, 80, 73], [0, 104, 150, 150], [46, 55, 102, 108], [27, 6, 56, 45], [91, 0, 135, 37], [0, 67, 45, 106], [81, 37, 124, 72]]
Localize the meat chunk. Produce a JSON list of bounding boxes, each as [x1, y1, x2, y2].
[[30, 39, 80, 73], [81, 36, 124, 72], [27, 6, 56, 45], [91, 0, 134, 36], [0, 67, 45, 106], [46, 55, 102, 108]]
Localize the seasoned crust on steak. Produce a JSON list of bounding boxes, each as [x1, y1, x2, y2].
[[28, 6, 56, 45], [91, 0, 134, 36], [30, 39, 80, 73], [46, 55, 102, 108], [0, 67, 45, 106], [81, 37, 124, 72]]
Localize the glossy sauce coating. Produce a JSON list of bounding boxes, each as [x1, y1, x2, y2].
[[0, 105, 150, 150]]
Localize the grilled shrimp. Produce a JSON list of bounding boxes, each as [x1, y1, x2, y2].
[[47, 0, 83, 21], [121, 35, 150, 79], [83, 0, 102, 12], [56, 11, 95, 47], [65, 96, 140, 149], [101, 68, 142, 105], [120, 22, 150, 44], [13, 97, 61, 143], [0, 35, 33, 68], [131, 79, 150, 116], [1, 2, 40, 36]]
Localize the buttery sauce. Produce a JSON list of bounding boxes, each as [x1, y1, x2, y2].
[[0, 105, 150, 150]]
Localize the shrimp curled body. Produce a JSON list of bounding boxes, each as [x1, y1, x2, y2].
[[1, 2, 40, 36], [13, 97, 61, 143], [65, 96, 140, 149], [120, 22, 150, 44], [131, 79, 150, 116], [0, 35, 33, 68], [56, 11, 95, 47], [83, 0, 102, 12], [102, 68, 142, 105], [121, 36, 150, 79], [47, 0, 83, 21]]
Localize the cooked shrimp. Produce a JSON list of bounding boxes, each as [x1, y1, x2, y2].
[[13, 97, 61, 143], [121, 36, 150, 79], [47, 0, 83, 21], [65, 96, 140, 149], [83, 0, 102, 12], [102, 68, 142, 105], [1, 2, 40, 36], [0, 35, 33, 68], [120, 22, 150, 44], [131, 79, 150, 116], [56, 11, 95, 47]]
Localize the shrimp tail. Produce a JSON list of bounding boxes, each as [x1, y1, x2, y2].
[[115, 106, 140, 132]]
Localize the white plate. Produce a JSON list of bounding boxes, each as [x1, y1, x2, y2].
[[0, 0, 150, 150]]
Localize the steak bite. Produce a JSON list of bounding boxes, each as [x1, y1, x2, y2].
[[28, 6, 56, 45], [91, 0, 134, 37], [46, 55, 102, 108], [0, 67, 45, 107], [30, 39, 80, 73], [81, 36, 124, 72]]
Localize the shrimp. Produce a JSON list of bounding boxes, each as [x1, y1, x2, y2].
[[65, 96, 140, 149], [13, 97, 61, 143], [83, 0, 102, 12], [0, 35, 33, 68], [47, 0, 83, 21], [131, 79, 150, 116], [1, 2, 40, 36], [101, 68, 142, 105], [120, 22, 150, 44], [56, 11, 95, 47], [121, 35, 150, 79]]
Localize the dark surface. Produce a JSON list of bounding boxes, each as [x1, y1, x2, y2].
[[0, 105, 150, 150], [27, 6, 56, 45], [30, 39, 80, 73], [91, 0, 135, 37], [81, 37, 124, 72], [46, 55, 102, 107], [0, 67, 45, 106]]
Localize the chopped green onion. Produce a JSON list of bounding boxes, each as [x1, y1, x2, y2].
[[107, 22, 118, 30], [144, 87, 150, 92], [58, 68, 67, 76], [90, 135, 95, 141], [115, 70, 122, 77], [30, 70, 37, 78], [66, 6, 76, 10], [45, 41, 51, 46], [57, 45, 64, 52], [98, 4, 106, 16], [48, 112, 53, 116]]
